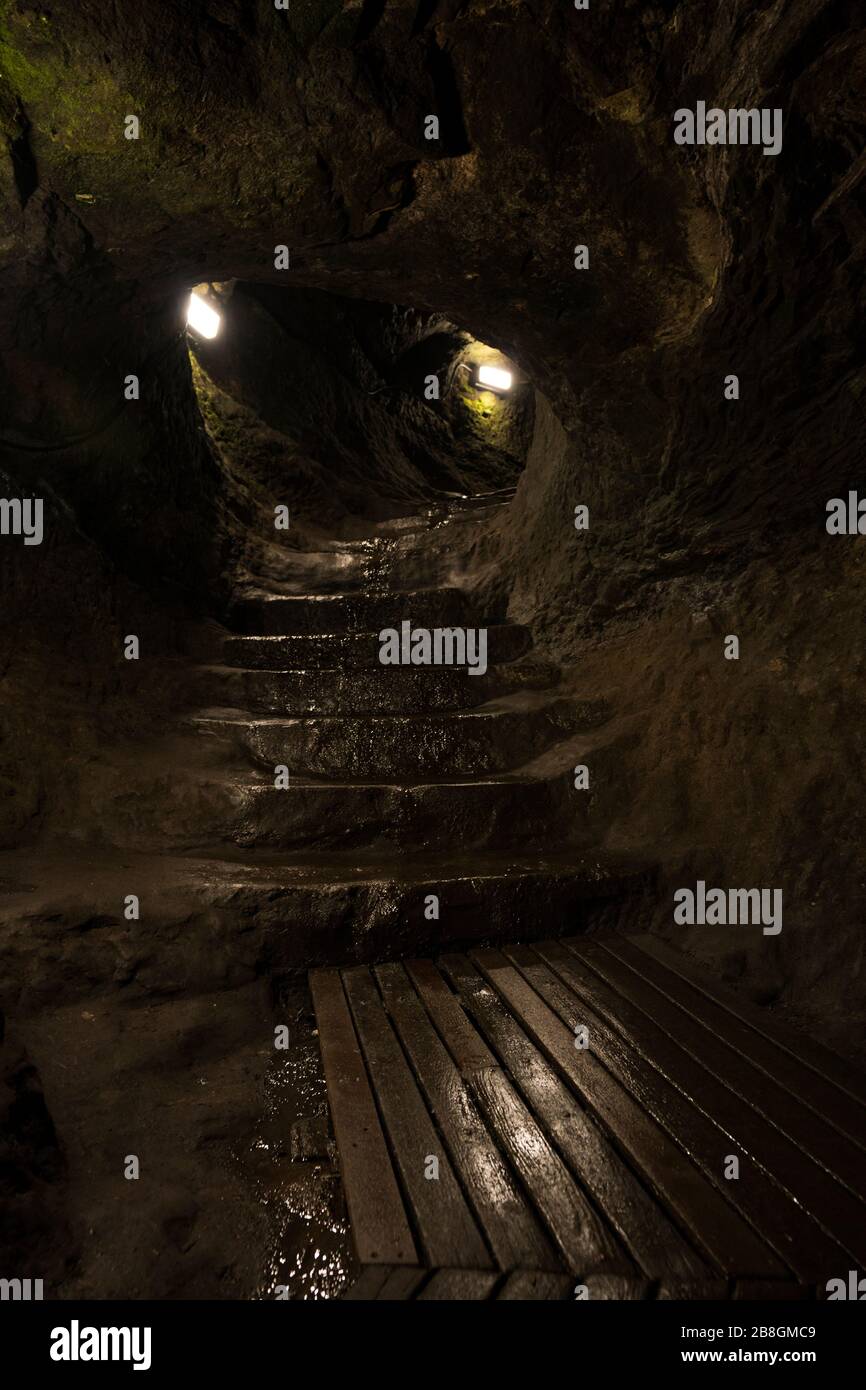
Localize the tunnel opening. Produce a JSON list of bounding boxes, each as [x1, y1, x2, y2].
[[185, 279, 534, 530]]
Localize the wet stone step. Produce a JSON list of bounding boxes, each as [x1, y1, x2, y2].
[[221, 777, 572, 852], [191, 662, 560, 717], [444, 487, 517, 507], [239, 849, 656, 968], [229, 588, 475, 635], [222, 623, 533, 671], [193, 702, 591, 779], [0, 846, 655, 992]]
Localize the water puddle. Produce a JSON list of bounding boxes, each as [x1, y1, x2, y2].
[[238, 986, 356, 1300]]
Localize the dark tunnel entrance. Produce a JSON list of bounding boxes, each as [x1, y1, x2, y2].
[[186, 279, 534, 533]]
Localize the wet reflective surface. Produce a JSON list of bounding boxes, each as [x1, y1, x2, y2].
[[240, 987, 355, 1300]]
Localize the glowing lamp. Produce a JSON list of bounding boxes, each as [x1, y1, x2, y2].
[[476, 364, 512, 392], [187, 290, 221, 339]]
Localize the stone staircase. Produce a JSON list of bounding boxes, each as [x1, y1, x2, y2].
[[0, 493, 653, 1004], [172, 494, 652, 963]]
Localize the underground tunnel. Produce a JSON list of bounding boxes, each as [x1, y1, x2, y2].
[[1, 0, 866, 1343]]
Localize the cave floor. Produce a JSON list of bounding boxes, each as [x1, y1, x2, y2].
[[316, 934, 866, 1300]]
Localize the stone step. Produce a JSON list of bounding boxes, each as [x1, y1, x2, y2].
[[246, 547, 372, 595], [205, 846, 656, 971], [56, 718, 625, 856], [191, 698, 604, 779], [445, 487, 517, 506], [0, 848, 655, 1001], [191, 661, 560, 716], [223, 622, 532, 671], [219, 775, 572, 852], [210, 719, 625, 854], [229, 588, 474, 635]]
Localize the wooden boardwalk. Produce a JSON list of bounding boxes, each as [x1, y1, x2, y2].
[[310, 935, 866, 1299]]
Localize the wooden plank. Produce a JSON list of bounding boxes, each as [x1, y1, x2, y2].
[[658, 1281, 729, 1300], [468, 948, 714, 1283], [583, 1275, 651, 1300], [518, 940, 849, 1282], [376, 1266, 427, 1300], [310, 969, 417, 1268], [342, 1265, 393, 1300], [465, 947, 781, 1281], [497, 1271, 574, 1300], [562, 940, 866, 1266], [466, 1063, 626, 1278], [614, 937, 866, 1151], [602, 937, 866, 1197], [374, 961, 559, 1273], [405, 958, 499, 1073], [341, 966, 492, 1270], [630, 934, 866, 1112], [416, 1269, 501, 1300], [425, 955, 629, 1277]]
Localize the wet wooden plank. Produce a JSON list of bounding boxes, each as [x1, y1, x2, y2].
[[320, 933, 866, 1305], [497, 1271, 574, 1300], [428, 955, 628, 1277], [563, 940, 866, 1266], [466, 947, 780, 1281], [612, 937, 866, 1152], [342, 1265, 393, 1300], [376, 1266, 428, 1300], [341, 966, 492, 1270], [405, 958, 499, 1073], [582, 1275, 652, 1300], [631, 934, 866, 1112], [374, 961, 559, 1273], [310, 969, 417, 1268], [601, 937, 866, 1198], [465, 1063, 623, 1277], [658, 1281, 729, 1300], [468, 947, 714, 1283], [520, 940, 849, 1282], [416, 1269, 500, 1300]]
